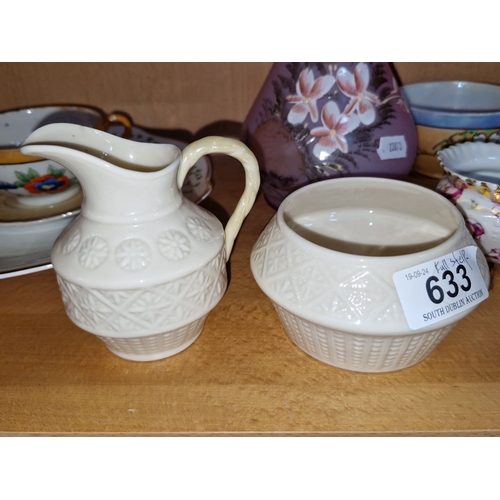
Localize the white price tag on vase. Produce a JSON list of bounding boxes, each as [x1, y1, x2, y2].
[[393, 246, 489, 330]]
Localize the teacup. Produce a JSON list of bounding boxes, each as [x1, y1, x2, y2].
[[0, 105, 131, 207], [437, 141, 500, 265]]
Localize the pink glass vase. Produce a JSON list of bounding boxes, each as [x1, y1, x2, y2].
[[243, 62, 417, 208]]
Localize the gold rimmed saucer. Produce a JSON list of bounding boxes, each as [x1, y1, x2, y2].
[[0, 190, 83, 223]]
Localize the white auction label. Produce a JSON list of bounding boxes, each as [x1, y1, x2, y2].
[[393, 245, 489, 330], [377, 135, 407, 160]]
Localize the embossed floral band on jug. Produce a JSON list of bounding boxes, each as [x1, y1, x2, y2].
[[243, 62, 417, 208], [21, 124, 260, 362]]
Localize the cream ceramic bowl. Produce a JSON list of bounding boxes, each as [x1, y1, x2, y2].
[[251, 177, 490, 373], [437, 141, 500, 265]]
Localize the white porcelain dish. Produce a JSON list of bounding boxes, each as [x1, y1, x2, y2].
[[437, 141, 500, 264], [0, 208, 79, 275], [0, 128, 213, 278], [401, 81, 500, 129], [437, 140, 500, 184]]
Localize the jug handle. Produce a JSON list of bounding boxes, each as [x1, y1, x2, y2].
[[177, 136, 260, 262]]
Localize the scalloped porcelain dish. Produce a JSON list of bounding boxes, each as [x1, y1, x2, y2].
[[0, 127, 213, 278], [437, 141, 500, 186], [437, 142, 500, 264]]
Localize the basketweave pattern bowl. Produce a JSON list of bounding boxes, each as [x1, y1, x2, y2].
[[250, 177, 490, 373], [274, 304, 455, 372]]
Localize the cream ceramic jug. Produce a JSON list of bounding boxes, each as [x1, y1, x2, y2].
[[21, 123, 260, 361]]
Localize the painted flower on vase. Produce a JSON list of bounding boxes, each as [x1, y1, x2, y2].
[[391, 77, 410, 113], [336, 62, 380, 125], [283, 63, 410, 161], [243, 62, 416, 208], [285, 68, 335, 125], [311, 102, 360, 159]]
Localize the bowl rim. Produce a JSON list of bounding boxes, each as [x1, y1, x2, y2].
[[276, 177, 464, 263], [250, 178, 478, 335], [401, 81, 500, 129]]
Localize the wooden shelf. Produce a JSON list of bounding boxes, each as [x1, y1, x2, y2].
[[1, 155, 500, 436]]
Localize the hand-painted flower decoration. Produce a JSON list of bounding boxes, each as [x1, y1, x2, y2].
[[487, 248, 500, 261], [12, 166, 73, 194], [336, 62, 380, 125], [310, 102, 360, 159], [451, 176, 469, 191], [436, 177, 465, 203], [23, 174, 71, 194], [285, 68, 335, 125], [0, 181, 18, 190], [466, 220, 485, 239], [396, 98, 410, 113]]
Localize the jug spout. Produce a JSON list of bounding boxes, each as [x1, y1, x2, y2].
[[21, 123, 183, 224]]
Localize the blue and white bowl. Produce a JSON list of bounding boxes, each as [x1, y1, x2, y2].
[[401, 81, 500, 179], [402, 81, 500, 129]]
